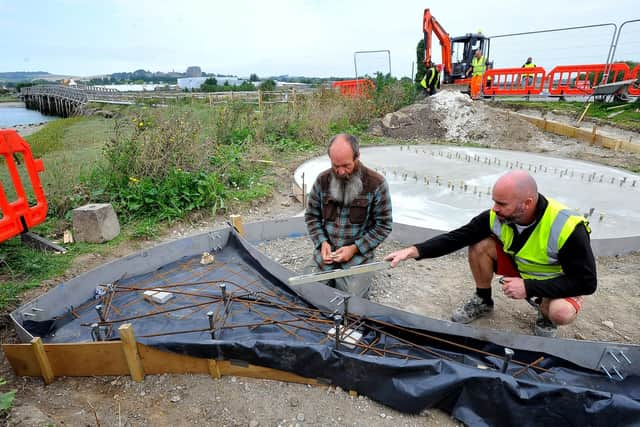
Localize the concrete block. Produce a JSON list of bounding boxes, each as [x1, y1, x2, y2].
[[72, 203, 120, 243]]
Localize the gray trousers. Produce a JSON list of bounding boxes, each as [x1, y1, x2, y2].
[[303, 258, 372, 299]]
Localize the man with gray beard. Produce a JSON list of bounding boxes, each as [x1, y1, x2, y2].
[[304, 134, 393, 298]]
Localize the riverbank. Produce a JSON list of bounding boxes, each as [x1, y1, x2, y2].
[[6, 122, 46, 136], [0, 101, 24, 107], [0, 101, 51, 135]]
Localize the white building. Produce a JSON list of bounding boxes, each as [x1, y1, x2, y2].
[[177, 76, 247, 90]]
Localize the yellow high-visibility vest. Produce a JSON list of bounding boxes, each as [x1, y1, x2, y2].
[[489, 197, 589, 280], [523, 62, 536, 77], [471, 56, 486, 77]]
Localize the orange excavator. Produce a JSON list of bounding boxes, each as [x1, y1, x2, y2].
[[423, 8, 490, 84]]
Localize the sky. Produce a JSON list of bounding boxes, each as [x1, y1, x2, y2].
[[1, 0, 638, 79]]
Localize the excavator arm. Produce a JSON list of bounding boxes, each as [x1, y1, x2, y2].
[[423, 8, 452, 76]]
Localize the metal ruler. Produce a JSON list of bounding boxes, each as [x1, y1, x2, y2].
[[288, 261, 391, 286]]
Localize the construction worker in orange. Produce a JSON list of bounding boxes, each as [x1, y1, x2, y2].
[[466, 50, 486, 100]]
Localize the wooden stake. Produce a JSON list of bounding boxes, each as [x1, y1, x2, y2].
[[576, 103, 591, 125], [31, 337, 54, 385], [230, 214, 244, 236], [207, 359, 221, 379], [118, 323, 144, 382]]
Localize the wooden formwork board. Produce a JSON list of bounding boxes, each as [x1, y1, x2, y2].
[[512, 113, 640, 154], [2, 324, 319, 387]]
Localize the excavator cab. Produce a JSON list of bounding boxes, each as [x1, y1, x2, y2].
[[448, 33, 489, 84]]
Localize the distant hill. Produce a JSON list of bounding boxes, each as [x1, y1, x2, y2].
[[0, 71, 53, 82]]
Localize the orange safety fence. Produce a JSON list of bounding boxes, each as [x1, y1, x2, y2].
[[546, 63, 631, 96], [629, 64, 640, 97], [482, 66, 546, 96], [332, 79, 375, 97], [0, 129, 48, 243]]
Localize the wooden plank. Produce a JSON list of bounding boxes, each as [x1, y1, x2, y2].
[[138, 345, 208, 374], [4, 342, 129, 376], [31, 337, 54, 385], [514, 112, 640, 153], [217, 360, 319, 385], [3, 344, 41, 376], [5, 341, 320, 387], [47, 342, 128, 376], [118, 324, 145, 382]]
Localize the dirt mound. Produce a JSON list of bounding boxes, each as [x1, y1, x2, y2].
[[370, 91, 550, 151]]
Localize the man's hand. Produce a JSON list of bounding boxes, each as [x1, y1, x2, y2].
[[383, 246, 419, 267], [320, 241, 334, 264], [501, 276, 527, 299], [330, 245, 358, 263]]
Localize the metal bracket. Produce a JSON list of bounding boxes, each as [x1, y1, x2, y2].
[[597, 346, 633, 380]]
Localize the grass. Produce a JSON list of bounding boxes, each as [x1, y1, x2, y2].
[[496, 99, 640, 131], [0, 80, 417, 311], [0, 221, 126, 309]]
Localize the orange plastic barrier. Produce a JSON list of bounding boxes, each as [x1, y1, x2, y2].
[[332, 79, 375, 97], [482, 66, 545, 96], [546, 63, 631, 96], [629, 65, 640, 97], [0, 129, 48, 243]]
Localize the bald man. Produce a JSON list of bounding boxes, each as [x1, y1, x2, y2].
[[305, 134, 393, 298], [384, 170, 596, 337]]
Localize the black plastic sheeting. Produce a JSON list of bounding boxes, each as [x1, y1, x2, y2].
[[30, 231, 640, 426]]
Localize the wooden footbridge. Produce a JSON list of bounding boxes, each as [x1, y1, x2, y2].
[[20, 84, 309, 118]]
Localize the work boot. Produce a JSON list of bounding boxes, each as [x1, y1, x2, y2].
[[451, 294, 494, 323], [534, 313, 558, 338]]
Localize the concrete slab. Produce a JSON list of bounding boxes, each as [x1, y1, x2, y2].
[[294, 145, 640, 239]]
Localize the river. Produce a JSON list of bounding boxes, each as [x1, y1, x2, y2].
[[0, 102, 58, 128]]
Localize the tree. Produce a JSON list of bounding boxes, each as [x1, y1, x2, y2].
[[200, 77, 219, 92], [415, 39, 427, 85], [249, 73, 259, 82], [259, 79, 276, 91]]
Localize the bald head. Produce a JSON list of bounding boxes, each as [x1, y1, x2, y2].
[[494, 170, 537, 200], [492, 170, 539, 225], [328, 134, 360, 179], [328, 134, 359, 159]]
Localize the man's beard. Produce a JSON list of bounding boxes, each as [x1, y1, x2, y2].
[[329, 169, 363, 206], [499, 203, 526, 225]]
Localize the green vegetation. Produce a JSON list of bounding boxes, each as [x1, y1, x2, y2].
[[259, 79, 277, 91], [200, 78, 256, 92], [0, 228, 127, 308], [497, 100, 640, 131], [0, 78, 415, 310], [0, 377, 16, 416], [415, 39, 427, 87]]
